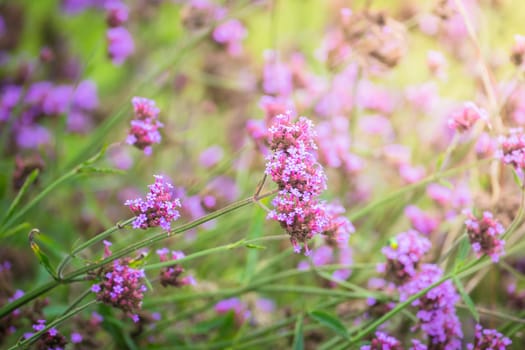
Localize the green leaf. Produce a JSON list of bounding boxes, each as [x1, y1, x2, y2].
[[29, 229, 57, 280], [292, 314, 304, 350], [435, 154, 445, 170], [308, 310, 349, 339], [511, 168, 523, 188], [454, 236, 470, 272], [245, 243, 266, 250], [1, 169, 39, 227], [453, 276, 479, 322]]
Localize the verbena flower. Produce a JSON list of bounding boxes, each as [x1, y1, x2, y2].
[[497, 129, 525, 172], [215, 298, 251, 324], [126, 97, 163, 155], [464, 211, 505, 262], [24, 319, 68, 350], [447, 102, 487, 132], [212, 19, 247, 57], [360, 331, 402, 350], [380, 230, 431, 285], [91, 258, 147, 323], [405, 205, 438, 235], [266, 113, 330, 254], [466, 324, 512, 349], [399, 264, 463, 349], [156, 248, 196, 288], [107, 27, 134, 65], [125, 175, 181, 231]]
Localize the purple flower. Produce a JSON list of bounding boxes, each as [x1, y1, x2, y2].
[[466, 324, 512, 350], [107, 27, 134, 65], [381, 230, 431, 284], [0, 85, 22, 122], [447, 102, 486, 132], [127, 97, 163, 155], [73, 80, 98, 111], [132, 97, 160, 120], [464, 211, 505, 262], [156, 248, 195, 288], [105, 0, 128, 27], [215, 297, 251, 324], [213, 19, 247, 56], [71, 332, 83, 344], [16, 125, 51, 149], [91, 259, 146, 319], [360, 332, 402, 350], [125, 175, 182, 231], [405, 205, 439, 235], [199, 145, 224, 168], [399, 264, 463, 349], [263, 50, 293, 97], [497, 130, 525, 172]]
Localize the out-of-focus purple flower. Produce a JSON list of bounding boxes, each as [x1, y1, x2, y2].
[[61, 0, 105, 14], [24, 319, 68, 349], [199, 145, 224, 168], [359, 114, 392, 137], [107, 27, 134, 66], [108, 145, 134, 170], [466, 324, 512, 350], [73, 80, 99, 111], [0, 85, 22, 122], [464, 211, 505, 262], [447, 102, 487, 133], [410, 339, 428, 350], [42, 85, 74, 115], [511, 34, 525, 68], [405, 205, 439, 235], [399, 264, 463, 349], [360, 332, 402, 350], [213, 19, 247, 57], [357, 81, 397, 115], [321, 203, 355, 246], [380, 230, 431, 284], [16, 125, 51, 149], [475, 132, 496, 157], [67, 110, 94, 133], [399, 164, 426, 184], [263, 50, 293, 97], [405, 83, 438, 113], [427, 50, 447, 78], [427, 183, 452, 207], [127, 97, 163, 155], [383, 144, 411, 167], [156, 249, 195, 287], [215, 298, 251, 324], [106, 0, 128, 27], [497, 129, 525, 172], [125, 175, 182, 231], [71, 332, 83, 344], [91, 258, 146, 322]]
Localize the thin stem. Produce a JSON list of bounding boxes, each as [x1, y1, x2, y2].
[[8, 300, 96, 350], [64, 190, 278, 280], [0, 280, 60, 319], [57, 217, 135, 279]]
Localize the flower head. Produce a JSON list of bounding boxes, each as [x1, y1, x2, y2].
[[156, 248, 196, 287], [107, 27, 134, 65], [360, 332, 402, 350], [447, 102, 487, 133], [466, 324, 512, 350], [464, 211, 505, 262], [125, 175, 182, 231]]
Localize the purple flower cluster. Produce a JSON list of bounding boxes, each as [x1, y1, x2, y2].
[[213, 19, 247, 57], [126, 97, 164, 155], [265, 113, 328, 254], [125, 175, 181, 231], [466, 324, 512, 350], [464, 211, 505, 262], [0, 80, 98, 149], [360, 331, 402, 350], [156, 248, 196, 288], [447, 102, 486, 133], [379, 230, 431, 284], [497, 130, 525, 172], [214, 297, 251, 324], [24, 319, 67, 350], [91, 258, 147, 322], [399, 264, 463, 349], [105, 1, 133, 65], [405, 205, 439, 235]]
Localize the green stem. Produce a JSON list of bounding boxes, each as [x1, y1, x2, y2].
[[8, 300, 96, 350], [64, 190, 277, 280], [0, 280, 60, 319], [56, 217, 135, 279]]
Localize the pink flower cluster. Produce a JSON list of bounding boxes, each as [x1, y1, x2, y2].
[[380, 230, 431, 285], [466, 324, 512, 349], [214, 298, 251, 324], [360, 331, 402, 350], [265, 113, 328, 254], [105, 0, 134, 65], [497, 130, 525, 172], [24, 319, 67, 349], [464, 211, 505, 262], [399, 264, 463, 349], [91, 258, 147, 323], [156, 248, 196, 288], [125, 175, 181, 231], [213, 19, 247, 57], [447, 102, 487, 133], [126, 97, 164, 155]]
